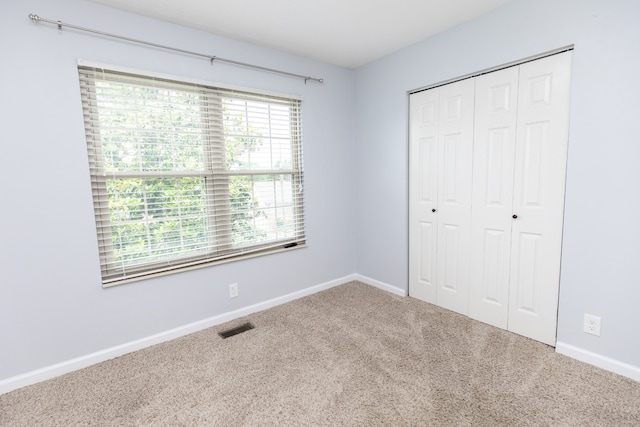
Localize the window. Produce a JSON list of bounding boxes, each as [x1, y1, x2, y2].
[[78, 64, 305, 286]]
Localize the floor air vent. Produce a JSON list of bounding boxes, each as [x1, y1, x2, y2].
[[218, 322, 255, 339]]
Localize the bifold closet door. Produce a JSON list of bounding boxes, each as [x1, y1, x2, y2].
[[468, 66, 520, 329], [409, 88, 439, 303], [507, 52, 572, 346], [468, 52, 572, 345], [409, 78, 475, 315], [410, 51, 572, 346], [435, 79, 475, 314]]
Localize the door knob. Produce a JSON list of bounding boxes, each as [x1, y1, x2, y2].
[[432, 208, 437, 213], [512, 214, 518, 219]]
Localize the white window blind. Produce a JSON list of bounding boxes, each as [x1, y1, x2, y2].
[[78, 65, 305, 286]]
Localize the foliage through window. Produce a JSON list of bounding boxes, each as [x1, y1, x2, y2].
[[79, 64, 305, 286]]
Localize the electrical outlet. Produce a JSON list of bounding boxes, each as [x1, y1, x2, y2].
[[229, 283, 238, 298], [584, 314, 601, 336]]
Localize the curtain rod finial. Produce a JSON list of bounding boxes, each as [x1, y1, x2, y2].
[[29, 14, 41, 22]]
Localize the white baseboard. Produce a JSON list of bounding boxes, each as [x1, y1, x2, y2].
[[0, 274, 354, 395], [556, 341, 640, 382], [353, 274, 407, 297], [11, 278, 636, 396]]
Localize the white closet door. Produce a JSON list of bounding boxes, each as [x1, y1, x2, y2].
[[508, 52, 573, 345], [468, 66, 520, 328], [435, 78, 475, 315], [409, 88, 439, 303]]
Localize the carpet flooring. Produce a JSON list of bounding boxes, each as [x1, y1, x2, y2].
[[1, 281, 639, 426]]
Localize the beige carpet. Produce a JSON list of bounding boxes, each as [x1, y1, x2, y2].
[[1, 281, 639, 426]]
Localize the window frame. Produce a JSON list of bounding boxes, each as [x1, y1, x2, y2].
[[78, 60, 306, 287]]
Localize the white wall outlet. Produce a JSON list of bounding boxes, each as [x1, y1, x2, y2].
[[229, 283, 238, 298], [584, 314, 601, 336]]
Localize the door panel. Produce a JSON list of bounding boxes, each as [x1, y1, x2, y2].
[[442, 223, 460, 291], [508, 52, 573, 346], [480, 228, 509, 303], [435, 78, 475, 315], [418, 222, 436, 286], [520, 122, 548, 207], [512, 231, 542, 313], [419, 137, 438, 204], [443, 133, 462, 203], [409, 88, 439, 303], [469, 66, 519, 328], [485, 127, 510, 205]]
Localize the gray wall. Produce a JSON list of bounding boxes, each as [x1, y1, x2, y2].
[[354, 0, 640, 368], [0, 0, 355, 380]]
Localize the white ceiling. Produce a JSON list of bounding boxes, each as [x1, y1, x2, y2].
[[87, 0, 512, 69]]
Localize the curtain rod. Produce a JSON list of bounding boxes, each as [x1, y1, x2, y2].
[[28, 13, 324, 85]]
